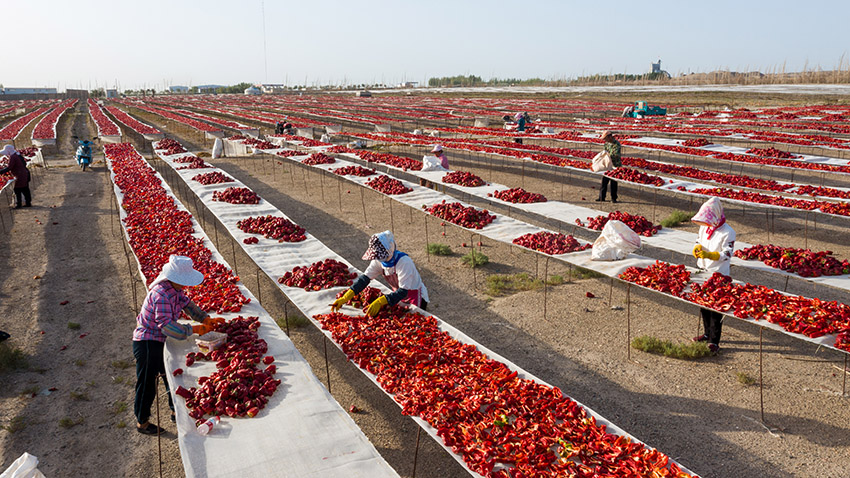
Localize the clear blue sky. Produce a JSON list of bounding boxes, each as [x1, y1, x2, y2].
[[6, 0, 849, 91]]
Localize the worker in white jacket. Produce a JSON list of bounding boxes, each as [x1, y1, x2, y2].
[[691, 197, 736, 353], [331, 231, 429, 316]]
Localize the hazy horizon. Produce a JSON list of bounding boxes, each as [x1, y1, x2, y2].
[[6, 0, 849, 91]]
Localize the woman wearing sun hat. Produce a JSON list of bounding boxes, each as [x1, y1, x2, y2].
[[132, 255, 224, 435], [430, 144, 449, 169], [331, 231, 429, 316], [691, 197, 736, 354]]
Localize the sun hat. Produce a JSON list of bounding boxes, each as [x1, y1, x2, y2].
[[514, 112, 523, 121], [431, 144, 443, 153], [1, 144, 16, 157], [601, 130, 613, 140], [151, 255, 204, 288], [362, 231, 396, 261]]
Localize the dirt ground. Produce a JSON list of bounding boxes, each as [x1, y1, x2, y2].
[[2, 99, 850, 478], [0, 102, 183, 477]]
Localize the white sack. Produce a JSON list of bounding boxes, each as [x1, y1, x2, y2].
[[591, 220, 641, 261], [211, 138, 223, 158]]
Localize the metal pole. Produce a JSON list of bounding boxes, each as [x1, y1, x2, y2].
[[284, 302, 290, 336], [411, 426, 422, 478], [543, 257, 549, 321], [359, 187, 367, 224], [256, 268, 263, 303], [759, 327, 765, 423], [336, 172, 342, 212], [804, 212, 809, 249], [319, 169, 325, 203], [424, 214, 430, 263], [389, 198, 394, 235], [608, 278, 613, 307], [155, 374, 164, 477], [323, 335, 332, 393], [626, 284, 632, 361], [843, 354, 847, 397]]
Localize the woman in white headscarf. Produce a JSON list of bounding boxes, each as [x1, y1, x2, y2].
[[331, 231, 429, 316], [691, 197, 736, 353]]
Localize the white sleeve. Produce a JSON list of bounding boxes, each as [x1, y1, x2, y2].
[[364, 260, 383, 280], [394, 256, 421, 291], [719, 227, 736, 260]]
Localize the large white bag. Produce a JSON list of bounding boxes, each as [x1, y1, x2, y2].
[[211, 138, 223, 158], [421, 155, 447, 172], [1, 453, 45, 478], [591, 220, 641, 261], [591, 151, 614, 173]]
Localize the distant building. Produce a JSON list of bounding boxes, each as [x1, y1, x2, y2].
[[399, 81, 419, 88], [1, 87, 58, 95], [197, 84, 223, 94], [355, 90, 372, 98], [244, 86, 262, 96], [169, 85, 190, 94], [65, 89, 88, 99], [106, 89, 119, 98], [260, 84, 286, 94], [651, 59, 671, 79]]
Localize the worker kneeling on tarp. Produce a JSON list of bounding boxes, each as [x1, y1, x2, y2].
[[332, 231, 429, 316]]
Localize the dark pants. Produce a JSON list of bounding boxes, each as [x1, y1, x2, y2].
[[420, 299, 428, 311], [513, 138, 523, 145], [598, 176, 618, 201], [700, 308, 723, 345], [599, 175, 617, 201], [133, 340, 173, 425], [13, 187, 31, 207]]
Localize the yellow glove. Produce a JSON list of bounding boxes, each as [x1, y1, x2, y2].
[[365, 295, 389, 317], [192, 323, 212, 336], [692, 244, 703, 259], [702, 250, 720, 261], [331, 289, 356, 312]]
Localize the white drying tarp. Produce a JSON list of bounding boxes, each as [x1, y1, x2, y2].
[[105, 150, 398, 478], [99, 134, 123, 143], [154, 144, 698, 477], [251, 140, 850, 356], [332, 146, 850, 294], [630, 136, 850, 171]]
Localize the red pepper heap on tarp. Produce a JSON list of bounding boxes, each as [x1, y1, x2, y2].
[[577, 211, 661, 237], [315, 309, 695, 477], [237, 215, 306, 242], [734, 245, 850, 277], [176, 316, 280, 422], [105, 143, 248, 314], [619, 261, 691, 297], [512, 231, 590, 255], [684, 272, 850, 344], [424, 201, 495, 230], [278, 258, 357, 291]]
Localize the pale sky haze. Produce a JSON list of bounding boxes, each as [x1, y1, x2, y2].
[[5, 0, 849, 91]]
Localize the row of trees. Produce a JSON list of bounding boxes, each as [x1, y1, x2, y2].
[[427, 75, 549, 87]]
